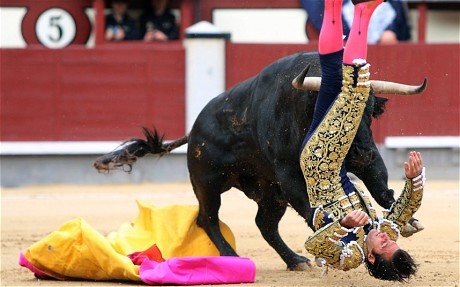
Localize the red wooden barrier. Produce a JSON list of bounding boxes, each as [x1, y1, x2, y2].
[[1, 43, 185, 141], [1, 43, 458, 143]]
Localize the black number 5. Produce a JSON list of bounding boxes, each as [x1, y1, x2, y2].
[[49, 15, 63, 42]]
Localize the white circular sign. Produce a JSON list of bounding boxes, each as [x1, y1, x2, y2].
[[35, 8, 76, 48]]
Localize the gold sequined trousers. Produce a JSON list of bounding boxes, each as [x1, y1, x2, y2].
[[300, 63, 371, 209]]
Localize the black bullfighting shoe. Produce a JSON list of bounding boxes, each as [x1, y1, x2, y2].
[[352, 0, 386, 4], [401, 218, 425, 237]]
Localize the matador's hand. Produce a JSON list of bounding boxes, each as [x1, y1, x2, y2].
[[404, 151, 423, 179], [340, 210, 369, 228]]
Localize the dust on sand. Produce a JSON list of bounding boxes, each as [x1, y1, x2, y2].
[[1, 180, 458, 286]]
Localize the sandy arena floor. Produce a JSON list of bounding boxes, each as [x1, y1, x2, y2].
[[1, 180, 459, 286]]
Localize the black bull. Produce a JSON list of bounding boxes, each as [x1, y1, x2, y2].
[[94, 51, 426, 271]]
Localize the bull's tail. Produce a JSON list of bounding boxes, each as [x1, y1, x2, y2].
[[93, 127, 188, 173]]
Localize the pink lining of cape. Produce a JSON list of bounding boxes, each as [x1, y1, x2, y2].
[[19, 253, 54, 280], [20, 251, 256, 285], [138, 256, 255, 285]]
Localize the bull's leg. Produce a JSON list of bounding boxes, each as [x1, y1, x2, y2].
[[255, 195, 310, 271], [191, 176, 237, 256], [347, 144, 395, 208], [274, 163, 313, 228]]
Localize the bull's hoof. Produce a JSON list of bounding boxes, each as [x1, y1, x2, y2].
[[287, 258, 313, 271]]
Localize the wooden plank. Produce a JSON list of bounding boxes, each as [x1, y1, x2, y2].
[[0, 141, 187, 155], [385, 136, 460, 149], [1, 46, 186, 141]]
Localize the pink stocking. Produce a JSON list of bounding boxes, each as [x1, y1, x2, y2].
[[343, 0, 384, 64], [319, 0, 344, 54]]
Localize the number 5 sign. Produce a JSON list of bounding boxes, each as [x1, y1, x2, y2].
[[36, 9, 76, 48], [21, 3, 91, 48]]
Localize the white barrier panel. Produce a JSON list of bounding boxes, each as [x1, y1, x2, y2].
[[0, 141, 188, 155], [184, 21, 230, 133], [384, 136, 460, 149]]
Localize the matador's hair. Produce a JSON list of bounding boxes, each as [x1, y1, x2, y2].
[[364, 249, 417, 282]]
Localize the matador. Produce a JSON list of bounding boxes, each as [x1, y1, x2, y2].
[[300, 0, 425, 281]]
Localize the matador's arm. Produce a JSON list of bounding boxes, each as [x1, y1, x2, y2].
[[383, 167, 425, 231]]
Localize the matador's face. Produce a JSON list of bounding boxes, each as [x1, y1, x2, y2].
[[366, 229, 400, 263]]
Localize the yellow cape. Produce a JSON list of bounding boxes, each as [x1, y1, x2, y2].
[[23, 200, 236, 281]]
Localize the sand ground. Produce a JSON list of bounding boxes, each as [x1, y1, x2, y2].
[[1, 180, 459, 286]]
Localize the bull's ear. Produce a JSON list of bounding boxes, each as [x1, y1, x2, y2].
[[373, 96, 388, 118]]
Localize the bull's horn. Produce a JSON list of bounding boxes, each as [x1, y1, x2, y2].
[[294, 77, 428, 95], [370, 78, 427, 95], [293, 76, 321, 91], [292, 65, 313, 90]]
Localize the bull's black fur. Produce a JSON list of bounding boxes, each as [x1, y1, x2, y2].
[[94, 51, 396, 270], [373, 96, 388, 118]]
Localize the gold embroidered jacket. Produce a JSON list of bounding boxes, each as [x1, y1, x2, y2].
[[304, 169, 425, 271]]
